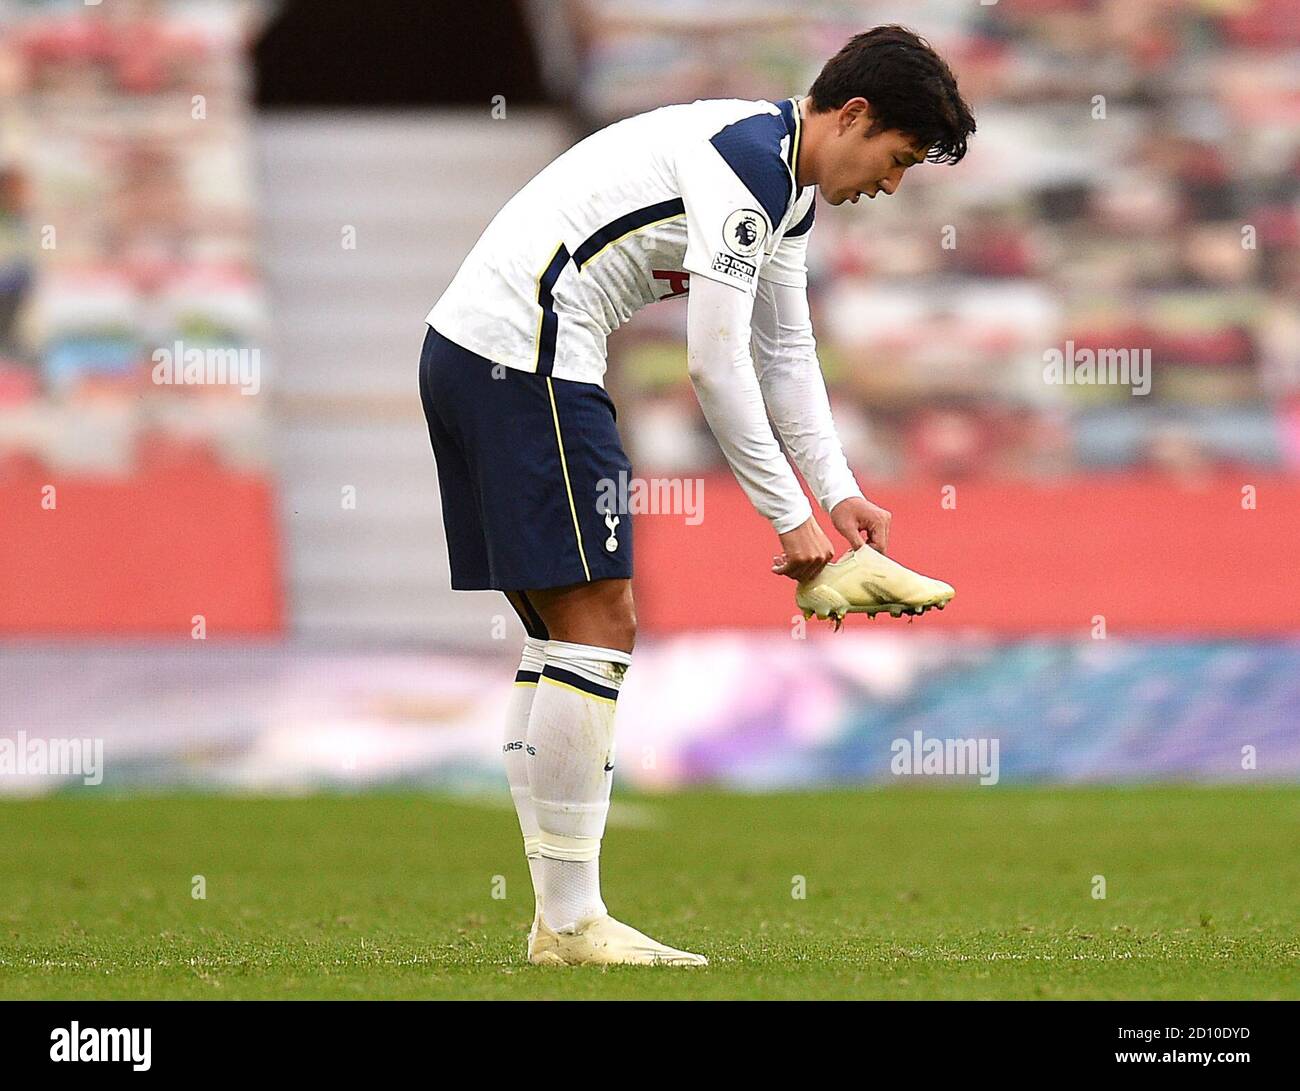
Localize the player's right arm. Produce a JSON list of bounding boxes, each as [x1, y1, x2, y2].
[[750, 239, 891, 557], [676, 126, 836, 581]]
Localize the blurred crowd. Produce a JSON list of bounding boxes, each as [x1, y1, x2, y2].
[[556, 0, 1300, 479], [0, 0, 266, 478], [2, 0, 1296, 483]]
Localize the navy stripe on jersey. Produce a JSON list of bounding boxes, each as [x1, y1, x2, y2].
[[541, 664, 620, 702], [709, 99, 798, 228], [786, 194, 815, 238], [572, 198, 686, 269], [535, 243, 571, 376], [515, 668, 541, 685]]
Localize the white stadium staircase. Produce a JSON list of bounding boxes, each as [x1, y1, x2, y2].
[[256, 111, 571, 645]]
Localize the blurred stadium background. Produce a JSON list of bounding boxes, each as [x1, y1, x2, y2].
[[1, 0, 1297, 797]]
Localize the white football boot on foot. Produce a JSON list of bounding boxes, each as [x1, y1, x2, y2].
[[527, 913, 708, 967], [796, 545, 954, 630]]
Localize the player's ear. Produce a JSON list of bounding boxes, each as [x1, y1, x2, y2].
[[839, 97, 870, 132]]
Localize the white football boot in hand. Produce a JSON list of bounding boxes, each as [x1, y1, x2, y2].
[[528, 913, 708, 967], [796, 545, 955, 630]]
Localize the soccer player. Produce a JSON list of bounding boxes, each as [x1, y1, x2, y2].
[[419, 25, 975, 965]]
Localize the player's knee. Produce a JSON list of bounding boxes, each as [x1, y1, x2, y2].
[[527, 579, 636, 653], [608, 602, 637, 653], [588, 581, 636, 652]]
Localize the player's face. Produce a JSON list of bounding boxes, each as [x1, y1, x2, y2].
[[819, 101, 928, 206]]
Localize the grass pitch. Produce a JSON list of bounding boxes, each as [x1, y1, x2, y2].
[[0, 786, 1296, 999]]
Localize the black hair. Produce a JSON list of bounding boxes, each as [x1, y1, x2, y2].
[[808, 25, 976, 164]]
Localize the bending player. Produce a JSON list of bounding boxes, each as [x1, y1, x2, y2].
[[419, 25, 975, 965]]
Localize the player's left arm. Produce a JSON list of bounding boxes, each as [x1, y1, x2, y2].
[[752, 234, 892, 553]]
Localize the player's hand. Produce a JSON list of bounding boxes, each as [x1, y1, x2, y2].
[[831, 496, 891, 554], [772, 516, 835, 582]]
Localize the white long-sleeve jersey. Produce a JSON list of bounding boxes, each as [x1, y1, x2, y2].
[[427, 95, 861, 533]]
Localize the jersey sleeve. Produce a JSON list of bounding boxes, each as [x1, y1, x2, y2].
[[677, 132, 792, 297], [760, 192, 815, 289], [686, 271, 814, 533], [751, 276, 862, 513]]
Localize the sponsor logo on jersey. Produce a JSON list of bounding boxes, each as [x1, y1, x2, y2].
[[652, 269, 691, 299], [711, 252, 757, 282]]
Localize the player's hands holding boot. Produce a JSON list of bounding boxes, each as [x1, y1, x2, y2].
[[772, 516, 835, 581], [830, 496, 891, 554]]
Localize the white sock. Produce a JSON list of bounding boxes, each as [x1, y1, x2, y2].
[[527, 639, 630, 932], [503, 636, 547, 909]]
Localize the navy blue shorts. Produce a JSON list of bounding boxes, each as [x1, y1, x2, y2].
[[418, 325, 634, 591]]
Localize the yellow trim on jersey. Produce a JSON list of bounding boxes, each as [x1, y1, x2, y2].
[[576, 213, 686, 271], [790, 97, 803, 184], [539, 674, 618, 705], [514, 679, 538, 688], [546, 377, 592, 583]]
